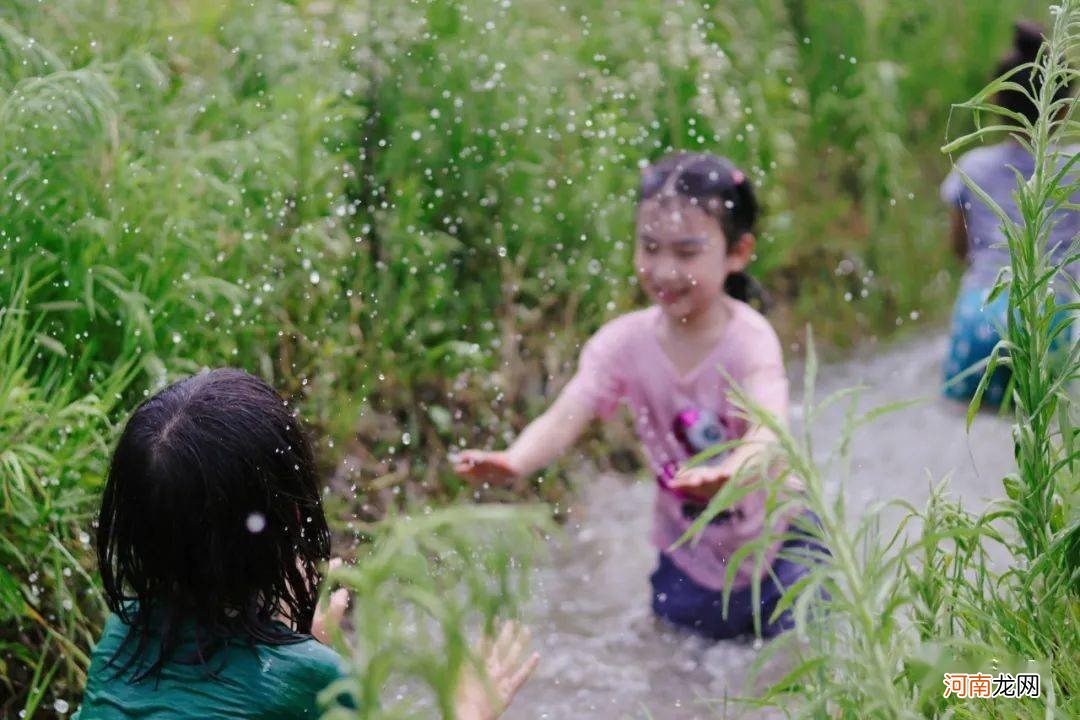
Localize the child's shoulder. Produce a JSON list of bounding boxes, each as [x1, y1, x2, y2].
[[585, 307, 657, 348], [728, 298, 780, 341], [269, 634, 347, 683], [282, 638, 350, 706], [725, 299, 784, 364]]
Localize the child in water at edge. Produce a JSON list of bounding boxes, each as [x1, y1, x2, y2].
[[453, 151, 825, 640], [940, 20, 1078, 405]]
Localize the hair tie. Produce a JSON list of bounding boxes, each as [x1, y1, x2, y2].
[[731, 170, 746, 185]]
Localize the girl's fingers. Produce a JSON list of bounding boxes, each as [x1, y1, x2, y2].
[[476, 635, 491, 662], [331, 587, 349, 608], [457, 464, 493, 483], [669, 468, 705, 487], [454, 455, 518, 485], [669, 469, 728, 503], [491, 620, 517, 665], [502, 651, 540, 698], [311, 588, 351, 644], [451, 450, 481, 466], [503, 624, 530, 668], [451, 451, 501, 479], [487, 622, 537, 704], [322, 588, 349, 618], [671, 467, 727, 487], [453, 621, 537, 717]]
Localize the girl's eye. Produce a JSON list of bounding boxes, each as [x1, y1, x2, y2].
[[675, 247, 700, 259], [642, 241, 659, 253]]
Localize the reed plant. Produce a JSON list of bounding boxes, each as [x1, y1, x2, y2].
[[319, 504, 548, 720]]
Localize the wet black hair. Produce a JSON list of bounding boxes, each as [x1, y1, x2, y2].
[[994, 20, 1075, 127], [96, 368, 332, 681], [638, 151, 771, 312]]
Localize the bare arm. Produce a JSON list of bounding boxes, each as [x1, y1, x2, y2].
[[504, 390, 594, 477], [453, 389, 595, 483], [456, 322, 622, 485]]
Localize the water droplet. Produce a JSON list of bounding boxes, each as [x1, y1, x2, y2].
[[54, 700, 69, 714], [246, 512, 267, 533], [309, 271, 321, 285]]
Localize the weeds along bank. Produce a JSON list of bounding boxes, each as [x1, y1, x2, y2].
[[0, 0, 1058, 715]]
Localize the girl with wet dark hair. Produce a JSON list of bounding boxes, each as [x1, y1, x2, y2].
[[74, 368, 536, 719], [941, 21, 1078, 405], [453, 152, 825, 640]]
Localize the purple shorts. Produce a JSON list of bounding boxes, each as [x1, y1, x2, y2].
[[650, 512, 828, 640]]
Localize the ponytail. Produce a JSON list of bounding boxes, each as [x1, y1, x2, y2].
[[724, 271, 772, 313]]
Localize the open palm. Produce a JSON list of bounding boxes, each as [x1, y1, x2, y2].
[[451, 450, 521, 485]]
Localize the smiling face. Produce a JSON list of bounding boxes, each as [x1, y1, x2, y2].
[[634, 196, 752, 322]]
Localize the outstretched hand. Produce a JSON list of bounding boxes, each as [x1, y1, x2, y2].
[[668, 465, 730, 502], [450, 450, 522, 486], [453, 621, 540, 720]]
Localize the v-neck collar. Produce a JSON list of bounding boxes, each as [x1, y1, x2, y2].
[[647, 298, 739, 384]]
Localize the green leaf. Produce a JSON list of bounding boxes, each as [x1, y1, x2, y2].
[[33, 333, 67, 357]]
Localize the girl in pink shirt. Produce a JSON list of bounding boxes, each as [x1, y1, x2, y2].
[[454, 152, 824, 640]]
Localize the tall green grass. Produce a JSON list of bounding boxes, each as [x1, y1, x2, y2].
[[689, 2, 1078, 716], [0, 284, 130, 716], [320, 504, 548, 719]]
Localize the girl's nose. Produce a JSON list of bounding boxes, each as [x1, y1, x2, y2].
[[657, 260, 680, 278]]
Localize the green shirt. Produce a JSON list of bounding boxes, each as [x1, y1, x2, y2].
[[74, 611, 347, 719]]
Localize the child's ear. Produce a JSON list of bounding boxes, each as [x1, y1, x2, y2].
[[727, 232, 755, 272]]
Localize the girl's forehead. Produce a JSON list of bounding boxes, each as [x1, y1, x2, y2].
[[637, 197, 723, 238]]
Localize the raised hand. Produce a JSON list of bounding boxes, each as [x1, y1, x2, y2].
[[311, 558, 349, 644], [453, 620, 540, 720]]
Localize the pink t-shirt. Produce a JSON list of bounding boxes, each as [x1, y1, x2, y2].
[[562, 297, 793, 591]]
